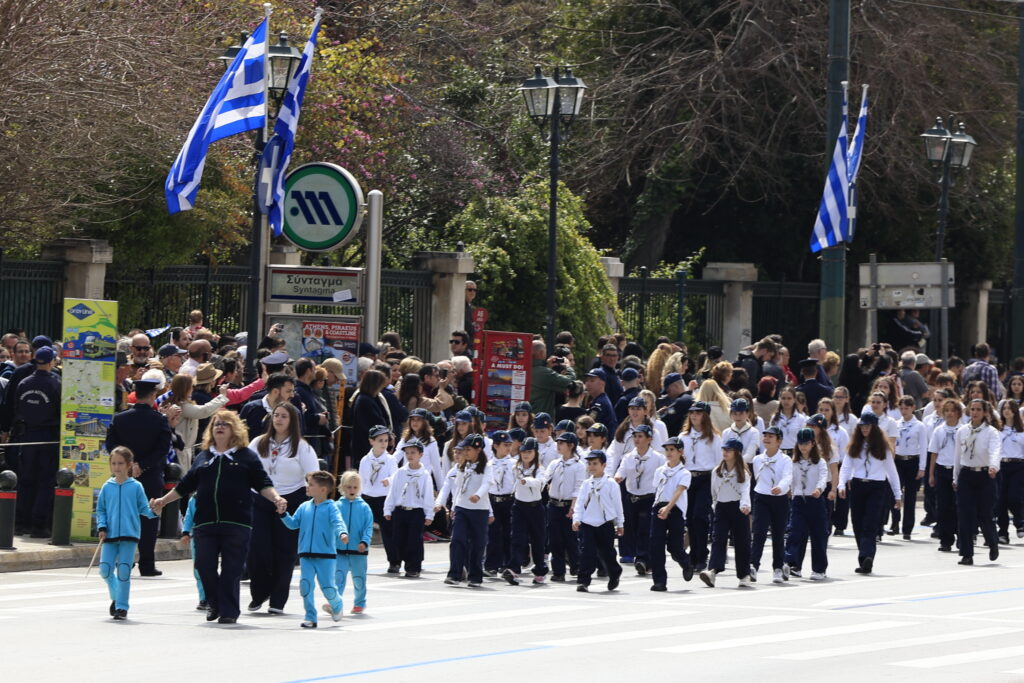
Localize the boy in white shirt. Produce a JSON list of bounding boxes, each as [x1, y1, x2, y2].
[[383, 439, 435, 578], [572, 450, 624, 592]]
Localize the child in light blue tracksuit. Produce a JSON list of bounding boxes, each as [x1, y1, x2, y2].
[[96, 446, 158, 620], [337, 471, 374, 614], [280, 471, 348, 628], [180, 496, 206, 610]]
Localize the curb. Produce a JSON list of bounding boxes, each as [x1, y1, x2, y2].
[[0, 539, 190, 573]]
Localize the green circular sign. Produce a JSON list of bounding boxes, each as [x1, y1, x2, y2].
[[282, 162, 365, 251]]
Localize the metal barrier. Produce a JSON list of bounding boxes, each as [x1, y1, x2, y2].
[[619, 274, 724, 351], [0, 258, 65, 339]]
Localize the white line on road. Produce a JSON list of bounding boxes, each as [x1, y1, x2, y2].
[[650, 620, 914, 655], [773, 626, 1021, 660], [418, 609, 694, 640], [536, 614, 801, 648], [343, 604, 596, 632], [893, 644, 1024, 668]]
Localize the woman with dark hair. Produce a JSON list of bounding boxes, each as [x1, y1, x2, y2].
[[953, 399, 1001, 565], [555, 381, 588, 424], [351, 370, 390, 464], [837, 353, 871, 415], [838, 413, 901, 575], [997, 400, 1024, 544], [246, 402, 318, 614], [753, 376, 778, 424]]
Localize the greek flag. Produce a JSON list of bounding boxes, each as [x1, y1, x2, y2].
[[810, 83, 869, 252], [259, 10, 323, 237], [165, 19, 268, 214]]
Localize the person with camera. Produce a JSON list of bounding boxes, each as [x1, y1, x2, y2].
[[530, 340, 575, 418]]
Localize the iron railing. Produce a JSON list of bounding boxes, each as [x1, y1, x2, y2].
[[0, 259, 65, 339]]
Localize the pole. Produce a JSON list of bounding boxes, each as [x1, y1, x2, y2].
[[819, 0, 850, 356], [934, 116, 954, 262], [364, 190, 384, 344], [676, 269, 688, 342], [638, 266, 648, 347], [546, 71, 561, 353], [1012, 3, 1024, 354], [866, 253, 878, 346], [940, 258, 950, 370]]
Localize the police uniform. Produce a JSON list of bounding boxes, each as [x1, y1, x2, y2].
[[587, 391, 618, 437], [13, 358, 61, 536]]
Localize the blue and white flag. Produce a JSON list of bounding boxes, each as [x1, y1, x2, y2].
[[165, 19, 268, 214], [259, 10, 324, 237], [810, 83, 869, 253]]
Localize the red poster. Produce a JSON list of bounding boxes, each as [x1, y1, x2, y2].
[[472, 307, 488, 350], [475, 330, 532, 433]]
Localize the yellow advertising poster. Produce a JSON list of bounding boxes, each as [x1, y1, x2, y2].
[[58, 299, 118, 541]]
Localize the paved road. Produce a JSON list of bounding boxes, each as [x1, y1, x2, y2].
[[3, 531, 1024, 682]]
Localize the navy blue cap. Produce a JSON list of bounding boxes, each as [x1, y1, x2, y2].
[[798, 358, 819, 369], [555, 432, 579, 446], [707, 346, 723, 360], [806, 413, 828, 429], [491, 430, 511, 444], [31, 335, 53, 349], [555, 419, 576, 432], [520, 437, 538, 452], [584, 449, 607, 463], [467, 405, 484, 418], [763, 426, 783, 438], [859, 412, 879, 426], [632, 424, 653, 437], [663, 372, 683, 390], [628, 396, 647, 409], [459, 434, 485, 449], [533, 413, 552, 429], [261, 350, 290, 365], [158, 343, 187, 358], [508, 427, 527, 442], [409, 407, 432, 420], [34, 347, 56, 364], [729, 398, 750, 413], [662, 436, 684, 449], [689, 400, 711, 413], [620, 367, 640, 382], [402, 437, 424, 451], [796, 428, 815, 444], [368, 425, 390, 439], [722, 438, 744, 452], [512, 401, 533, 414], [454, 410, 473, 423], [586, 368, 607, 382], [585, 423, 608, 436]]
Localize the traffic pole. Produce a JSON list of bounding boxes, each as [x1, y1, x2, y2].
[[0, 470, 16, 550], [159, 463, 183, 539], [50, 468, 75, 546]]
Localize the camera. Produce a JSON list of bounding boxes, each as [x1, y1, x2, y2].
[[439, 368, 449, 379]]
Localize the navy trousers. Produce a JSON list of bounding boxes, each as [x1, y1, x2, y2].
[[648, 505, 691, 586], [136, 467, 164, 572], [247, 488, 305, 609], [685, 475, 713, 568], [391, 507, 425, 572], [364, 494, 398, 567], [849, 479, 888, 563], [751, 492, 788, 571], [891, 457, 922, 534], [933, 466, 958, 548], [956, 469, 998, 558], [510, 501, 547, 576], [15, 430, 58, 533], [785, 495, 829, 573], [709, 501, 750, 577], [625, 494, 654, 563], [194, 523, 252, 619], [577, 521, 621, 587], [996, 460, 1024, 537], [449, 507, 489, 583], [485, 496, 513, 571], [546, 502, 578, 576]]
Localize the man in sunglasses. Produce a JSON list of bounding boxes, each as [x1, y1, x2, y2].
[[449, 330, 470, 358], [130, 333, 153, 366]]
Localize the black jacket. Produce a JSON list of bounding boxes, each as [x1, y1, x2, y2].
[[106, 403, 173, 475], [174, 446, 272, 528]]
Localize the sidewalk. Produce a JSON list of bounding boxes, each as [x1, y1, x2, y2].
[[0, 535, 190, 573]]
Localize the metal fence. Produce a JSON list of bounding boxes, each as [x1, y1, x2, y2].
[[751, 281, 821, 359], [0, 259, 65, 339], [618, 271, 724, 352]]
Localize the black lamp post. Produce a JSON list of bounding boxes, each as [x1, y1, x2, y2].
[[221, 31, 301, 380], [920, 115, 977, 261], [518, 65, 586, 352]]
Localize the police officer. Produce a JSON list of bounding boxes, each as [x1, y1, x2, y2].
[[14, 347, 61, 537], [105, 374, 173, 576], [585, 369, 617, 435], [657, 373, 694, 437], [613, 368, 642, 424], [794, 358, 833, 415]]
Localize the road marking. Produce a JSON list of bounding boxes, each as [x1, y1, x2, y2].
[[536, 614, 800, 648], [774, 626, 1021, 660], [894, 644, 1024, 668], [419, 610, 693, 639], [343, 604, 595, 632], [0, 581, 178, 603], [279, 647, 553, 682], [650, 620, 913, 654]]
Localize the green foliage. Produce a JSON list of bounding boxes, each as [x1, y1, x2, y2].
[[448, 176, 620, 362]]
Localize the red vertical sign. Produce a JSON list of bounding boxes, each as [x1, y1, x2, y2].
[[474, 330, 532, 433]]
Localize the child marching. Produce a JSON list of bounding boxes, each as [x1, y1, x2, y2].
[[358, 425, 398, 572], [681, 401, 722, 572], [444, 434, 493, 587], [503, 437, 548, 585], [954, 399, 1001, 565], [784, 428, 830, 580], [572, 450, 624, 592], [928, 399, 962, 553], [701, 439, 752, 588], [384, 439, 435, 578], [545, 431, 586, 581], [484, 430, 516, 578], [750, 426, 793, 583], [96, 446, 158, 620], [648, 436, 694, 591], [613, 423, 665, 577], [336, 471, 374, 614]]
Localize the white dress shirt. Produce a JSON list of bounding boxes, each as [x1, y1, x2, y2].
[[396, 437, 442, 490], [791, 457, 829, 496], [572, 475, 624, 528], [711, 467, 751, 508], [512, 459, 547, 502], [537, 438, 558, 467], [451, 463, 494, 510], [489, 455, 516, 495], [838, 412, 859, 439], [681, 430, 723, 471], [615, 448, 666, 496], [357, 449, 397, 498], [383, 465, 434, 519], [653, 462, 691, 513], [723, 423, 761, 463], [772, 411, 808, 450], [954, 422, 1001, 478], [928, 423, 959, 468], [895, 417, 929, 470], [751, 451, 793, 496], [828, 424, 849, 464], [1001, 427, 1024, 461], [838, 445, 901, 499], [250, 435, 319, 496], [545, 455, 586, 501]]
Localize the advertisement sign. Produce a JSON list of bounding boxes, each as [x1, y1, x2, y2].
[[266, 265, 363, 305], [471, 307, 488, 351], [58, 298, 118, 541], [474, 331, 532, 433], [267, 315, 362, 386]]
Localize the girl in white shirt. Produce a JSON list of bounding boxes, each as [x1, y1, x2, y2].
[[639, 389, 670, 445], [608, 398, 662, 471], [440, 413, 474, 478], [831, 386, 859, 439], [818, 398, 851, 536], [682, 402, 721, 572], [928, 399, 961, 552], [700, 439, 751, 588], [357, 426, 399, 572], [997, 400, 1024, 544], [954, 399, 1002, 565], [248, 402, 319, 614], [721, 397, 761, 464], [784, 428, 830, 581], [648, 437, 694, 591], [838, 413, 901, 575], [503, 438, 548, 586], [770, 387, 808, 453], [443, 434, 493, 587], [397, 408, 442, 489]]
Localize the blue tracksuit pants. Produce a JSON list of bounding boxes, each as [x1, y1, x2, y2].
[[99, 541, 136, 611], [299, 557, 341, 623], [335, 553, 368, 609]]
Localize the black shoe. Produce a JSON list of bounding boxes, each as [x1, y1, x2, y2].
[[196, 600, 208, 611], [990, 545, 999, 562], [886, 527, 897, 536], [683, 564, 694, 582], [833, 529, 845, 536], [958, 556, 974, 566], [902, 534, 911, 541], [650, 584, 667, 592], [502, 568, 520, 586], [405, 571, 420, 578], [550, 574, 566, 583], [217, 616, 237, 624], [875, 535, 883, 543], [247, 600, 264, 612], [482, 569, 498, 578], [109, 601, 116, 617], [635, 560, 647, 577], [998, 535, 1010, 546], [301, 621, 317, 628], [206, 608, 219, 622], [863, 557, 873, 574], [938, 545, 953, 552], [139, 568, 162, 577], [597, 568, 607, 578], [931, 530, 940, 539], [387, 565, 401, 574], [920, 516, 934, 527], [576, 584, 588, 593], [113, 609, 127, 620], [607, 571, 621, 591], [568, 567, 578, 577]]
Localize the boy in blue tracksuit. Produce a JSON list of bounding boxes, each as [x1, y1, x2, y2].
[[336, 471, 374, 614], [95, 446, 158, 620], [280, 471, 348, 628], [179, 496, 206, 611]]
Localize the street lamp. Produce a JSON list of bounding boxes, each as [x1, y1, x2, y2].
[[920, 115, 977, 261], [220, 31, 301, 380], [518, 65, 586, 352]]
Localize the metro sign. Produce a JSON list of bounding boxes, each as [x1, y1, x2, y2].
[[282, 163, 365, 252]]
